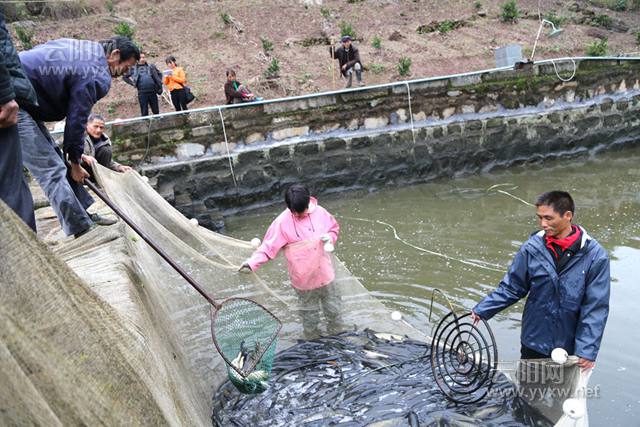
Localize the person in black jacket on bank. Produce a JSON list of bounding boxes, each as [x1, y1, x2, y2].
[[330, 35, 364, 88], [123, 53, 162, 116], [0, 11, 39, 231]]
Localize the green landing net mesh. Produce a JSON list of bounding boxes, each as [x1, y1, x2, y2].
[[212, 298, 280, 394]]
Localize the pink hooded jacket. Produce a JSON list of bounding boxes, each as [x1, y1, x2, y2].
[[247, 197, 340, 290]]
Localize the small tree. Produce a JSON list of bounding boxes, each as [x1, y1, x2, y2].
[[339, 21, 357, 39], [397, 57, 412, 76], [586, 38, 608, 57], [500, 0, 518, 23], [371, 35, 381, 49], [261, 37, 273, 55], [114, 22, 134, 39], [265, 58, 280, 78]]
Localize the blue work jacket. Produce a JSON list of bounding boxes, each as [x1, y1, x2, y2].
[[473, 227, 610, 361]]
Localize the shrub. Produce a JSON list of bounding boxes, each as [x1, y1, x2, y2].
[[586, 37, 608, 56], [613, 0, 627, 11], [500, 0, 518, 23], [397, 57, 411, 76], [220, 13, 232, 25], [261, 37, 273, 54], [371, 35, 381, 49], [594, 14, 612, 29], [114, 22, 134, 39], [320, 7, 331, 19], [636, 31, 640, 45], [265, 58, 280, 78], [370, 63, 385, 74], [14, 25, 34, 50], [437, 20, 455, 33], [105, 0, 114, 14], [543, 11, 566, 27], [474, 1, 482, 9], [340, 21, 356, 39]]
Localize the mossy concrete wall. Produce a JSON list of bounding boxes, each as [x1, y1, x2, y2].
[[90, 59, 640, 229]]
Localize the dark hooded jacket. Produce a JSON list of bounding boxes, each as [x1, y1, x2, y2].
[[330, 44, 361, 76], [0, 12, 37, 108], [474, 226, 610, 361]]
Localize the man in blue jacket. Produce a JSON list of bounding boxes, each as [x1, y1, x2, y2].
[[472, 191, 610, 371], [18, 36, 139, 237], [0, 11, 38, 231]]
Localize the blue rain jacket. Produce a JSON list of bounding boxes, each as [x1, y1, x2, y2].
[[473, 227, 610, 361]]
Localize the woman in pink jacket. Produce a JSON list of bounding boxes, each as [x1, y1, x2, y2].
[[240, 184, 343, 339]]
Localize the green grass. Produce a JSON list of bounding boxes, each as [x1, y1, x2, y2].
[[397, 57, 411, 76], [594, 14, 612, 29], [221, 13, 232, 25], [543, 11, 566, 27], [14, 25, 34, 50], [437, 20, 455, 33], [370, 63, 385, 74]]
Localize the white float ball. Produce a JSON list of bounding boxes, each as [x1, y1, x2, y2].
[[391, 311, 402, 321], [551, 347, 569, 365], [250, 238, 261, 248], [323, 242, 335, 253], [562, 398, 585, 419], [141, 175, 149, 183], [189, 218, 199, 226]]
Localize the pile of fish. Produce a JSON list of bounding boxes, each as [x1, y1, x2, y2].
[[212, 330, 552, 426]]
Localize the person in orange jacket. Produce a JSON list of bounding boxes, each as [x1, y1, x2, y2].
[[163, 55, 188, 111]]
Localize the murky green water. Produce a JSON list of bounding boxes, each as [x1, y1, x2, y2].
[[225, 145, 640, 426]]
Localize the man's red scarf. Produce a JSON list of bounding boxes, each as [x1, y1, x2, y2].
[[545, 225, 581, 258]]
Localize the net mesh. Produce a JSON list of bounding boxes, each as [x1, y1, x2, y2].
[[212, 298, 281, 394], [0, 163, 586, 425]]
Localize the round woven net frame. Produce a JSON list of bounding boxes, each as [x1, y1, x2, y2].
[[429, 312, 498, 404]]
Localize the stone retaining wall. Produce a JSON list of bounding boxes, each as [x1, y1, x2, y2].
[[89, 59, 640, 229]]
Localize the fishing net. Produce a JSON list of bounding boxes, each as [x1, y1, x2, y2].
[[86, 179, 282, 395], [1, 162, 587, 425], [211, 298, 280, 394]]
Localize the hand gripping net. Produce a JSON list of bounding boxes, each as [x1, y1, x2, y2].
[[430, 312, 498, 404], [212, 298, 280, 394]]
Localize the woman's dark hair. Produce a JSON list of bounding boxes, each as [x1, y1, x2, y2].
[[165, 55, 177, 65], [285, 184, 310, 214], [99, 36, 140, 62], [225, 68, 236, 77], [535, 191, 575, 215]]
